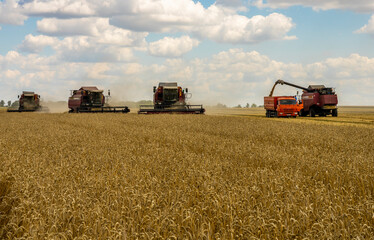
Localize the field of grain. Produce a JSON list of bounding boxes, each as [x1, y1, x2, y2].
[[0, 108, 373, 239]]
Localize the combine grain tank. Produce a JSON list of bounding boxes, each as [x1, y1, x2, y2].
[[68, 86, 130, 113], [269, 80, 338, 117], [7, 91, 48, 112], [138, 82, 205, 114]]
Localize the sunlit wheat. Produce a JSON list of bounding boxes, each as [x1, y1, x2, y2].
[[0, 109, 373, 239]]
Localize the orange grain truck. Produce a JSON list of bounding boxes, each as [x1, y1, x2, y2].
[[264, 96, 302, 117]]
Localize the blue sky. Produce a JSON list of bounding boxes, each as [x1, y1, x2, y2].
[[0, 0, 374, 106]]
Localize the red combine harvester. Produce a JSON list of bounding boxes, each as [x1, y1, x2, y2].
[[7, 91, 48, 112], [138, 82, 205, 114], [264, 96, 302, 118], [68, 86, 130, 113], [269, 80, 338, 117]]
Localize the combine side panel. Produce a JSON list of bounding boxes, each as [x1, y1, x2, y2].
[[320, 94, 338, 106]]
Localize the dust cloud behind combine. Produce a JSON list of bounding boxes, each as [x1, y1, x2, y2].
[[42, 101, 68, 113]]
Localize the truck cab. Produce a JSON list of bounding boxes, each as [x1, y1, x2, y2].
[[277, 97, 302, 117]]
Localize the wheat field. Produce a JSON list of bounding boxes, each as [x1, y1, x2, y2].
[[0, 108, 373, 239]]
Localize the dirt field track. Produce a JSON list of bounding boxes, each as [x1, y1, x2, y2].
[[0, 107, 373, 239]]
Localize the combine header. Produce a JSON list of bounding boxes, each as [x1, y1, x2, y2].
[[68, 87, 130, 113], [138, 82, 205, 114], [269, 80, 338, 117], [7, 91, 48, 112]]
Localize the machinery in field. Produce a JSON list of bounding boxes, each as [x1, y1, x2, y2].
[[264, 96, 302, 118], [269, 80, 338, 117], [138, 82, 205, 114], [68, 87, 130, 113], [7, 91, 48, 112]]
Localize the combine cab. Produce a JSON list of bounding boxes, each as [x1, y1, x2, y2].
[[68, 87, 130, 113], [7, 91, 48, 112], [138, 82, 205, 114]]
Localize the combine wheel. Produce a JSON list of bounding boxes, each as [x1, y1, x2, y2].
[[332, 109, 338, 117], [299, 110, 307, 117], [310, 109, 316, 117]]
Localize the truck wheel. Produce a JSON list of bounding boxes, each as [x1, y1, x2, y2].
[[310, 109, 316, 117], [332, 109, 338, 117]]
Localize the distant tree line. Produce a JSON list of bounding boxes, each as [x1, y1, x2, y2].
[[235, 103, 258, 108], [214, 102, 263, 108], [0, 100, 17, 107]]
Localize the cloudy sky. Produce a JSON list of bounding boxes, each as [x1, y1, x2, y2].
[[0, 0, 374, 106]]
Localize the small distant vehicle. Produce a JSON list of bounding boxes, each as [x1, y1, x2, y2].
[[7, 91, 48, 112], [68, 86, 130, 113], [269, 80, 338, 117], [138, 82, 205, 114]]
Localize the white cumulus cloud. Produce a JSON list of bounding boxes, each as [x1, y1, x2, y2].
[[19, 16, 149, 62], [194, 12, 295, 43], [22, 0, 95, 18], [19, 34, 58, 53], [0, 0, 296, 45], [108, 0, 295, 43], [355, 14, 374, 36], [53, 36, 135, 62], [1, 49, 374, 105], [18, 33, 137, 62], [37, 17, 104, 36], [36, 17, 148, 46], [148, 36, 200, 57], [253, 0, 374, 13], [0, 0, 27, 25], [216, 0, 248, 11]]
